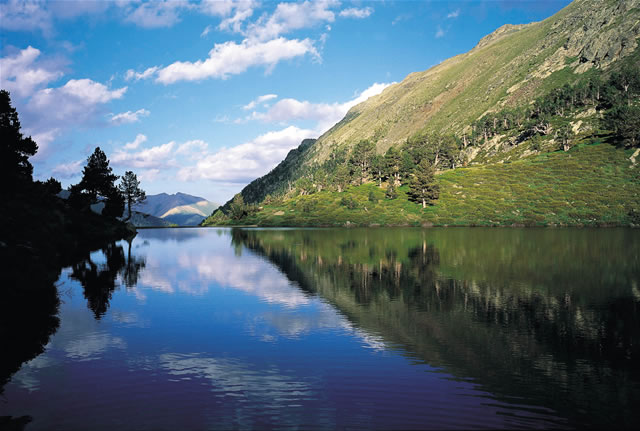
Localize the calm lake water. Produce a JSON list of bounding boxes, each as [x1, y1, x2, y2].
[[1, 227, 639, 429]]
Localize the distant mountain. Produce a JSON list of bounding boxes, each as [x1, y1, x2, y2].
[[127, 211, 174, 228], [58, 190, 216, 227], [134, 193, 219, 226]]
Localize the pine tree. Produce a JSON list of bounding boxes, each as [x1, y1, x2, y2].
[[77, 147, 119, 201], [0, 90, 37, 192], [408, 159, 439, 208], [384, 147, 401, 186], [71, 147, 122, 214], [230, 194, 246, 220], [119, 171, 146, 220]]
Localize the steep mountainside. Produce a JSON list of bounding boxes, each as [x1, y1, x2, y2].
[[309, 0, 639, 160], [135, 192, 218, 226], [206, 0, 640, 226]]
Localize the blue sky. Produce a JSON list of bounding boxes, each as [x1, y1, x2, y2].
[[1, 0, 570, 204]]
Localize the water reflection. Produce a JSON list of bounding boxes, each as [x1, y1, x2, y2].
[[233, 227, 640, 429], [70, 240, 146, 319], [2, 227, 638, 429]]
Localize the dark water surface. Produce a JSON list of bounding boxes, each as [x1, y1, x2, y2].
[[1, 227, 639, 429]]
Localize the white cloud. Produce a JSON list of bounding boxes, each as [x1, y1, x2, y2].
[[155, 37, 318, 84], [110, 108, 150, 125], [124, 133, 148, 150], [24, 79, 126, 156], [138, 168, 161, 182], [124, 0, 191, 28], [243, 93, 278, 110], [32, 79, 127, 108], [447, 9, 460, 19], [339, 7, 373, 19], [177, 125, 315, 183], [246, 0, 338, 41], [124, 66, 159, 81], [176, 139, 208, 159], [200, 24, 213, 38], [247, 81, 393, 132], [0, 0, 53, 35], [203, 0, 257, 33], [218, 6, 255, 33], [112, 141, 176, 170], [0, 46, 63, 97], [435, 25, 445, 38], [200, 0, 237, 17], [51, 159, 84, 179]]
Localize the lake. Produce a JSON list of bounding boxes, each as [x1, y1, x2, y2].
[[1, 227, 639, 429]]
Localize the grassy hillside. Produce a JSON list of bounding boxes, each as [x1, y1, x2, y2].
[[204, 0, 640, 226], [309, 0, 639, 159], [205, 142, 640, 227]]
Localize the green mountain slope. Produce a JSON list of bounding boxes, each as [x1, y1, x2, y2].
[[205, 0, 640, 226], [310, 0, 639, 159]]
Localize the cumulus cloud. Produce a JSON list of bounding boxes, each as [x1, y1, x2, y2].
[[23, 78, 126, 156], [201, 0, 257, 33], [177, 125, 315, 183], [246, 0, 338, 41], [124, 133, 148, 150], [0, 0, 114, 36], [123, 0, 191, 28], [176, 139, 208, 159], [30, 79, 127, 121], [155, 37, 318, 84], [247, 81, 393, 132], [110, 108, 150, 125], [339, 7, 373, 19], [124, 66, 159, 81], [112, 141, 176, 170], [0, 0, 53, 35], [243, 93, 278, 110], [0, 46, 63, 97], [51, 159, 84, 179]]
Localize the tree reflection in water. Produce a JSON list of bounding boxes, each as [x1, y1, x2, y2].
[[70, 240, 146, 319], [232, 227, 640, 429]]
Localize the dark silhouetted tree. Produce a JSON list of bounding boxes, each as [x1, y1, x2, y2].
[[0, 90, 37, 192], [119, 171, 146, 220], [71, 147, 122, 215]]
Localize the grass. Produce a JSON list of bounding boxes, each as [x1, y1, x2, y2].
[[204, 143, 640, 227]]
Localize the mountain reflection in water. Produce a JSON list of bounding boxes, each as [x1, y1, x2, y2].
[[232, 227, 640, 428], [1, 227, 638, 429]]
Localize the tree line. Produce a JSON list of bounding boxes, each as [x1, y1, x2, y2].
[[68, 147, 146, 220], [1, 89, 146, 221]]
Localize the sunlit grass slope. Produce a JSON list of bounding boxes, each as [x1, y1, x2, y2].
[[205, 143, 639, 227]]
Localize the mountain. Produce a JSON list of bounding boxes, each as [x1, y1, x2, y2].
[[135, 192, 219, 226], [127, 211, 174, 228], [205, 0, 640, 227]]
